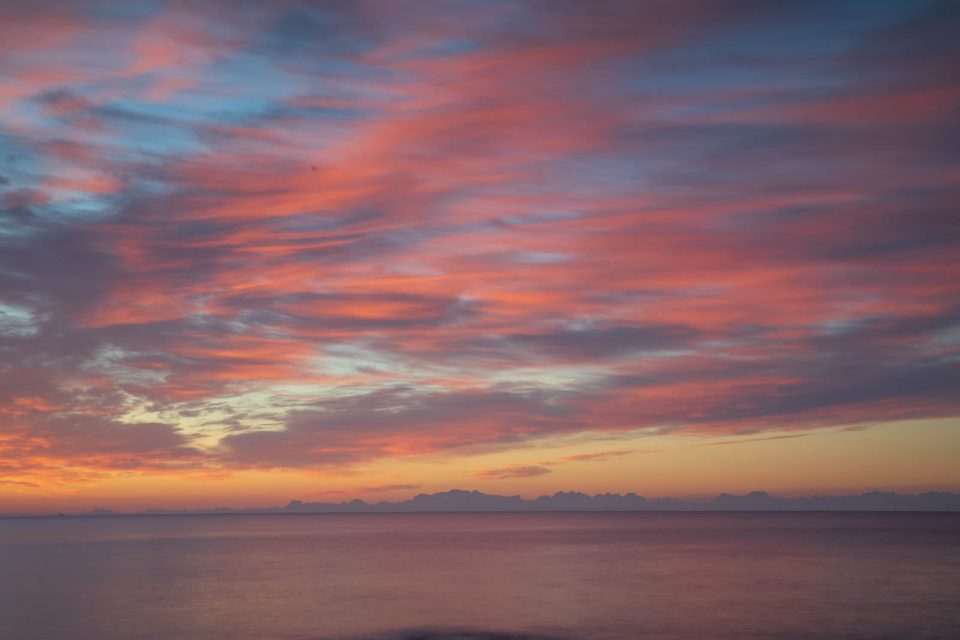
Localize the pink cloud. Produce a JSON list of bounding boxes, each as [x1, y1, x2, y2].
[[0, 1, 957, 485]]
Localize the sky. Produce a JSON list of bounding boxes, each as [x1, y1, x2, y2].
[[1, 0, 958, 513]]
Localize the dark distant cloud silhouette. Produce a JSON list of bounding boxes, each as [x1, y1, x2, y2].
[[341, 629, 574, 640], [317, 484, 424, 498], [126, 489, 960, 517]]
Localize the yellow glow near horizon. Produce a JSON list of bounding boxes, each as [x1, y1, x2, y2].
[[4, 418, 958, 513]]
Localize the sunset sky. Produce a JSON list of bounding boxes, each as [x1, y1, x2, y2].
[[1, 0, 958, 513]]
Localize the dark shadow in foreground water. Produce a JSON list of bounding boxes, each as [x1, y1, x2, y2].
[[338, 629, 575, 640]]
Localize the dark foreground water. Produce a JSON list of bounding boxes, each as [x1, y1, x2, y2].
[[2, 512, 959, 640]]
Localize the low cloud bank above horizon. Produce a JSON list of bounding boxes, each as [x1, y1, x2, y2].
[[1, 1, 959, 505], [52, 489, 960, 517]]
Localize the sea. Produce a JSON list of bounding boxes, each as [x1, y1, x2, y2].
[[1, 512, 958, 640]]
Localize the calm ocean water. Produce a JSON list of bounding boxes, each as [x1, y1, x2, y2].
[[1, 512, 958, 640]]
